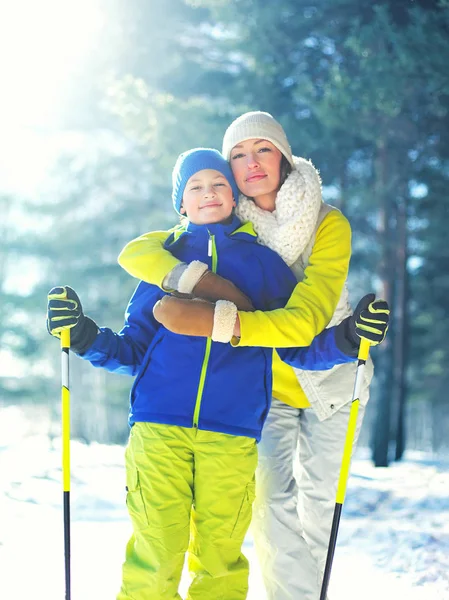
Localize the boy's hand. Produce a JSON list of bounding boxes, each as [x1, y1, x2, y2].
[[351, 294, 390, 345], [47, 286, 98, 353], [47, 286, 83, 336], [335, 294, 390, 356]]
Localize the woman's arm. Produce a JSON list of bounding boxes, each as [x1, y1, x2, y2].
[[234, 210, 352, 348], [80, 283, 163, 375], [277, 295, 390, 369], [118, 229, 254, 309], [118, 230, 178, 289]]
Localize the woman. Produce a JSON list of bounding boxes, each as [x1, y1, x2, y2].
[[118, 111, 377, 599]]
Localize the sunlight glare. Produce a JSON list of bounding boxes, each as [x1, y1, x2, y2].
[[0, 0, 104, 128]]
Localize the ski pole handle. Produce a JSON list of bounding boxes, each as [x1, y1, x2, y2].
[[60, 329, 71, 600], [61, 330, 70, 490], [358, 337, 370, 361]]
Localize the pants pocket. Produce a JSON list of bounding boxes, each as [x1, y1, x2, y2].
[[126, 466, 149, 530], [230, 478, 256, 540]]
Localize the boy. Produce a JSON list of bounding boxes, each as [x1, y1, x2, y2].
[[47, 149, 388, 600]]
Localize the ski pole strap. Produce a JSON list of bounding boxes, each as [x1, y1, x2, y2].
[[61, 329, 70, 492]]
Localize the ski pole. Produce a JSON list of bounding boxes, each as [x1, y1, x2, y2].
[[61, 329, 71, 600], [319, 337, 371, 600]]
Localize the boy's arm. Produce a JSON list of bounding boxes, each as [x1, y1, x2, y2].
[[80, 327, 148, 376], [277, 295, 390, 370], [81, 282, 164, 375], [152, 294, 389, 366], [47, 284, 162, 376], [277, 328, 353, 370]]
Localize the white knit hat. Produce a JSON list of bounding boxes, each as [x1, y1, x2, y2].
[[222, 111, 294, 167]]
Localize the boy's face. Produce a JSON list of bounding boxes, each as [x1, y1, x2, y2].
[[180, 169, 235, 225]]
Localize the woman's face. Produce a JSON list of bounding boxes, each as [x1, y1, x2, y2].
[[230, 139, 283, 212]]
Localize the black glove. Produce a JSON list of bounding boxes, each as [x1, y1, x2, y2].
[[47, 286, 98, 354], [335, 294, 390, 357]]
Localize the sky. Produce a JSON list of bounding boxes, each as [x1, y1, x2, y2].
[[1, 405, 448, 599]]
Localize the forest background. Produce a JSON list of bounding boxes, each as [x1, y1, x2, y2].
[[1, 0, 448, 466]]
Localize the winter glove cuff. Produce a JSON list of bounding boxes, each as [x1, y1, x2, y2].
[[334, 318, 359, 357], [70, 316, 99, 354], [177, 261, 209, 294], [212, 300, 238, 343], [162, 263, 188, 292]]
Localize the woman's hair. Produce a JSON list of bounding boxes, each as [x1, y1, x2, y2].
[[279, 155, 293, 188]]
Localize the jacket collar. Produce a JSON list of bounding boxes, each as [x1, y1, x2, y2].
[[185, 213, 241, 237], [165, 214, 258, 251]]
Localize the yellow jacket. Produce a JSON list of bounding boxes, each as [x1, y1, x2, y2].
[[118, 209, 351, 408]]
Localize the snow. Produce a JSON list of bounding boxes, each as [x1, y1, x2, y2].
[[1, 405, 448, 599]]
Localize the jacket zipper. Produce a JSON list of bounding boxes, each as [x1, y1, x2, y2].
[[192, 233, 216, 428]]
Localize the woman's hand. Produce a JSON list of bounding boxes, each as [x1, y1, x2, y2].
[[153, 295, 239, 343], [193, 271, 254, 311]]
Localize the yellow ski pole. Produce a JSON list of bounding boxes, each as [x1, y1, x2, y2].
[[320, 338, 371, 600], [61, 329, 71, 600]]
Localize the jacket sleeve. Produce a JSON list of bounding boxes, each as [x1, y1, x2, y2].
[[276, 327, 355, 371], [117, 230, 178, 288], [234, 210, 351, 348], [79, 283, 164, 375]]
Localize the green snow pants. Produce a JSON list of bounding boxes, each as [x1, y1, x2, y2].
[[117, 422, 258, 600]]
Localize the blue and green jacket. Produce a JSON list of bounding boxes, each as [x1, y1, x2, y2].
[[80, 216, 353, 441]]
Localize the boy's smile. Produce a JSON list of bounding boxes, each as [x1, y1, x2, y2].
[[181, 169, 236, 225]]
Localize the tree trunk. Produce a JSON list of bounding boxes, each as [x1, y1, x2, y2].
[[371, 140, 396, 468], [394, 196, 409, 461], [339, 160, 348, 213]]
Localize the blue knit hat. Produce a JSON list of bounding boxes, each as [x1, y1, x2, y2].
[[172, 148, 240, 214]]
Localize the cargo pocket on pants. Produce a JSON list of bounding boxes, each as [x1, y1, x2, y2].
[[126, 467, 149, 530], [230, 479, 256, 540]]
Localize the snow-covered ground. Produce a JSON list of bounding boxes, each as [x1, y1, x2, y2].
[[1, 405, 448, 599]]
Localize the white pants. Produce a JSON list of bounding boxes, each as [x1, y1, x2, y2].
[[252, 399, 365, 600]]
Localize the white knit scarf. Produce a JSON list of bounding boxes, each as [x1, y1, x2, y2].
[[235, 156, 323, 266]]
